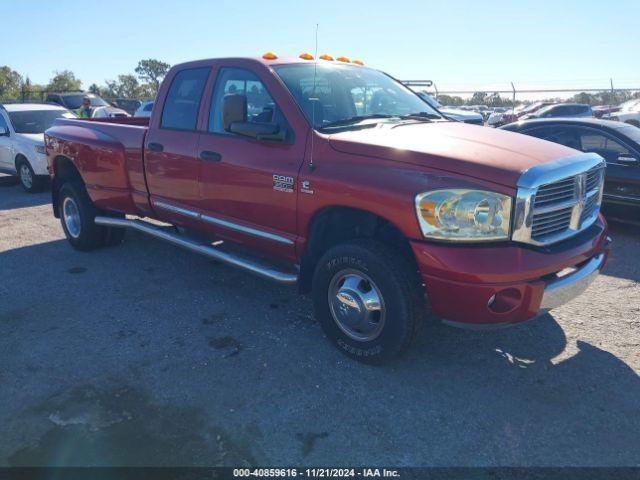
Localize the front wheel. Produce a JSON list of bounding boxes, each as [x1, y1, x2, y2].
[[17, 159, 45, 193], [312, 240, 426, 364]]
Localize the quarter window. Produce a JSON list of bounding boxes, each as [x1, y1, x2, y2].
[[161, 67, 209, 131], [0, 112, 9, 131], [208, 67, 287, 135]]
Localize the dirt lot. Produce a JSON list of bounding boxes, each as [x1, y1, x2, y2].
[[1, 176, 639, 467]]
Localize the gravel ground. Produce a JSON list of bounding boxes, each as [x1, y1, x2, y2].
[[1, 175, 639, 467]]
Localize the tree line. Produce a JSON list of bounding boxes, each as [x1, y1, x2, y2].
[[2, 61, 639, 107], [0, 59, 170, 102], [436, 90, 640, 108]]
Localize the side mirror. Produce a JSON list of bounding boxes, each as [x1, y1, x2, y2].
[[0, 126, 9, 136], [222, 93, 247, 131], [223, 93, 285, 141], [229, 121, 286, 142]]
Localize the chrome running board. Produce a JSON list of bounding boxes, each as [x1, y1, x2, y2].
[[94, 216, 298, 285]]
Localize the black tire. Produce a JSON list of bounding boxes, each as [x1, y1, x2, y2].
[[16, 158, 45, 193], [58, 182, 105, 251], [312, 239, 425, 364]]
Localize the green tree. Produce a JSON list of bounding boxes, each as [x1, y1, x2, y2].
[[469, 91, 488, 105], [105, 74, 142, 98], [436, 94, 464, 106], [135, 59, 170, 94], [47, 70, 81, 92], [0, 65, 23, 101], [88, 83, 102, 95]]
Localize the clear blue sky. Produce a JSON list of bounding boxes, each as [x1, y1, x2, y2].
[[4, 0, 639, 94]]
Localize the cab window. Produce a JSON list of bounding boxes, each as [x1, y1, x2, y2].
[[161, 67, 210, 131], [208, 67, 289, 136]]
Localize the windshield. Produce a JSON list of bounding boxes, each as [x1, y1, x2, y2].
[[274, 63, 441, 129], [8, 109, 76, 134], [416, 92, 441, 109], [534, 104, 557, 115], [62, 94, 110, 109]]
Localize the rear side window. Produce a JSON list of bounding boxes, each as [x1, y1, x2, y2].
[[161, 67, 209, 130]]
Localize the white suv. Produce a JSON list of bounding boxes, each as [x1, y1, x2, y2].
[[0, 103, 75, 192]]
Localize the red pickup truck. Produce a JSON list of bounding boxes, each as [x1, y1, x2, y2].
[[45, 54, 611, 363]]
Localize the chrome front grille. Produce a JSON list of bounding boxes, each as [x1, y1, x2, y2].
[[512, 154, 605, 246]]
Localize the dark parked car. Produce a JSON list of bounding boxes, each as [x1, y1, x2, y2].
[[502, 118, 640, 224], [109, 98, 142, 116], [520, 103, 593, 120], [593, 105, 621, 119], [46, 92, 110, 111]]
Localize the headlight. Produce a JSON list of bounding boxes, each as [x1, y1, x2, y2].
[[36, 145, 46, 154], [415, 189, 511, 241]]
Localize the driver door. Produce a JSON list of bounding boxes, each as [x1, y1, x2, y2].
[[196, 65, 306, 260]]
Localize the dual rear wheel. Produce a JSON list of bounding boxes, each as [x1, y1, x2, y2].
[[58, 182, 125, 250]]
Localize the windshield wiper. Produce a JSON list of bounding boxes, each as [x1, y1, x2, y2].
[[399, 112, 442, 121], [320, 114, 395, 130]]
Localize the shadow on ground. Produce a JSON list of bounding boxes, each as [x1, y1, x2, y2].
[[0, 226, 639, 466], [0, 176, 50, 210], [602, 220, 640, 282]]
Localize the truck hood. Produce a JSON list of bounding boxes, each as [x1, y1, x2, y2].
[[327, 121, 577, 187]]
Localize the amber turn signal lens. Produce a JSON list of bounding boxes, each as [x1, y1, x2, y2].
[[262, 52, 278, 60]]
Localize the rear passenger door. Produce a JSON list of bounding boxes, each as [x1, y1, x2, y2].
[[196, 65, 306, 260], [144, 67, 210, 225]]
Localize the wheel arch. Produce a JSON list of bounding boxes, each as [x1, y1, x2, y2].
[[298, 206, 418, 294], [51, 155, 84, 218], [14, 153, 29, 171]]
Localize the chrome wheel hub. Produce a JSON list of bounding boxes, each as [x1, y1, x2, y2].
[[328, 269, 385, 342], [19, 164, 32, 189], [62, 197, 81, 238]]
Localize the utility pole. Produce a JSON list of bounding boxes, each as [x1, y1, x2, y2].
[[610, 78, 615, 105]]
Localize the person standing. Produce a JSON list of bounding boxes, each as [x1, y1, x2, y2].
[[76, 97, 93, 118]]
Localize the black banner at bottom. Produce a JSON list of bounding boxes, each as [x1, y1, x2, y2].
[[0, 467, 639, 480]]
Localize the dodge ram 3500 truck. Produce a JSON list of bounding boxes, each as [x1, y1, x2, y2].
[[45, 54, 611, 363]]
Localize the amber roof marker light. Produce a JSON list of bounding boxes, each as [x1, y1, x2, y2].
[[262, 52, 278, 60], [336, 56, 350, 63], [352, 59, 364, 65], [299, 52, 314, 60], [319, 54, 334, 61]]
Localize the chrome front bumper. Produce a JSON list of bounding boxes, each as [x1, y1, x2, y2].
[[540, 252, 605, 310]]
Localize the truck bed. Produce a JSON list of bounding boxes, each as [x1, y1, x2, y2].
[[45, 117, 151, 216]]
